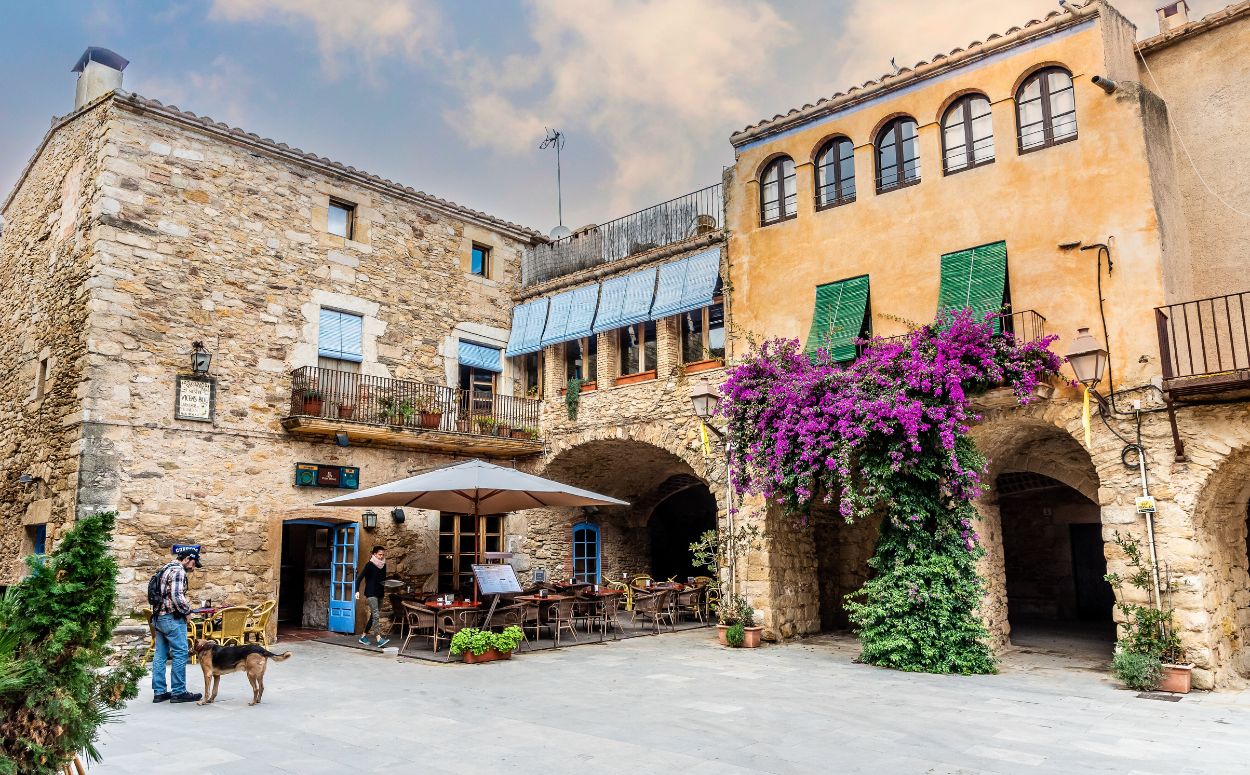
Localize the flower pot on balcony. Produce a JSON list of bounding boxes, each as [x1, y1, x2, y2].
[[337, 404, 355, 420], [510, 428, 529, 439], [1159, 663, 1194, 693], [418, 411, 443, 429], [457, 418, 472, 433], [496, 425, 511, 437], [302, 398, 324, 415], [461, 647, 512, 665]]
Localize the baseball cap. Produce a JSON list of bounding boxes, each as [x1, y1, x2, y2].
[[172, 543, 202, 568]]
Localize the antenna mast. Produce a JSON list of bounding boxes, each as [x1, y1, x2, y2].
[[539, 128, 566, 229]]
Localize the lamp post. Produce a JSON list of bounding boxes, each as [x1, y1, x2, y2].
[[689, 378, 722, 429], [1065, 327, 1108, 388], [190, 341, 213, 375]]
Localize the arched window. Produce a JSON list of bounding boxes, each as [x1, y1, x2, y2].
[[572, 522, 600, 583], [942, 94, 995, 174], [875, 118, 920, 193], [815, 137, 856, 209], [759, 156, 797, 225], [1016, 67, 1077, 152]]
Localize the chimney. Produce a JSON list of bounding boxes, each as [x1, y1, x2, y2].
[[1156, 1, 1190, 34], [71, 47, 128, 110]]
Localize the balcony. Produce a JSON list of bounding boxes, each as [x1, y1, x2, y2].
[[873, 309, 1048, 349], [523, 183, 723, 286], [281, 367, 543, 457], [1156, 291, 1250, 402]]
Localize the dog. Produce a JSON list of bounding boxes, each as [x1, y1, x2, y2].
[[193, 639, 292, 706]]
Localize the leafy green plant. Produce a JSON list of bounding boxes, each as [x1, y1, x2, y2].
[[725, 623, 746, 648], [565, 378, 584, 420], [1105, 531, 1184, 665], [716, 595, 755, 627], [0, 511, 144, 774], [412, 393, 440, 413], [1112, 648, 1164, 691], [449, 626, 525, 657], [302, 389, 324, 401], [473, 416, 498, 433], [377, 393, 415, 423], [690, 524, 761, 630]]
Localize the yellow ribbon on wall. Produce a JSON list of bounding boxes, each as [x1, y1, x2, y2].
[[699, 419, 711, 457], [1082, 386, 1092, 448]]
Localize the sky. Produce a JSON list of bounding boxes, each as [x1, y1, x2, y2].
[[0, 0, 1225, 234]]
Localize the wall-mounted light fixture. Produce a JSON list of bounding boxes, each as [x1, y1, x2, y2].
[[335, 432, 350, 447], [190, 341, 212, 375], [391, 508, 406, 524], [689, 378, 721, 421], [1066, 327, 1109, 388], [17, 473, 39, 487], [361, 509, 378, 530]]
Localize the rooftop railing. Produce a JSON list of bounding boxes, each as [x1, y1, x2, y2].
[[523, 183, 723, 286]]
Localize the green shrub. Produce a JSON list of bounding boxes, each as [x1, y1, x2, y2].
[[725, 623, 745, 648], [493, 626, 525, 654], [449, 626, 525, 658], [1112, 648, 1163, 691]]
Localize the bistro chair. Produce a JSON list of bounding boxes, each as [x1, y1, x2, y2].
[[630, 575, 654, 591], [599, 593, 625, 640], [692, 576, 714, 587], [675, 586, 705, 624], [437, 607, 483, 656], [487, 604, 530, 650], [400, 600, 438, 654], [544, 598, 579, 648], [243, 600, 276, 646], [205, 606, 251, 646], [607, 580, 633, 611], [571, 590, 599, 634], [630, 590, 672, 635]]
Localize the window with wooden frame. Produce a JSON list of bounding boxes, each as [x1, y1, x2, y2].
[[618, 320, 657, 377], [437, 513, 504, 594], [564, 336, 597, 383], [815, 137, 856, 209], [471, 243, 492, 278], [759, 156, 797, 225], [942, 94, 996, 174], [327, 198, 355, 239], [1016, 67, 1077, 152], [876, 117, 921, 193], [459, 363, 496, 415], [520, 351, 543, 399], [681, 279, 725, 364]]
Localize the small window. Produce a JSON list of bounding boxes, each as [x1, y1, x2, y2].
[[942, 95, 996, 174], [815, 137, 856, 209], [520, 351, 543, 399], [876, 118, 921, 193], [564, 337, 597, 383], [327, 199, 355, 239], [759, 157, 797, 225], [29, 524, 47, 557], [471, 244, 491, 278], [318, 309, 364, 369], [681, 280, 725, 363], [34, 357, 49, 399], [619, 321, 657, 376], [1017, 67, 1077, 152]]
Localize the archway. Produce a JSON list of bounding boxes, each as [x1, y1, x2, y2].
[[648, 479, 717, 582]]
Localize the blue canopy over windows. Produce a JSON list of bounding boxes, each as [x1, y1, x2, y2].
[[649, 248, 722, 320], [540, 284, 600, 347], [318, 308, 364, 362], [505, 298, 550, 356], [459, 340, 502, 373], [592, 267, 657, 334]]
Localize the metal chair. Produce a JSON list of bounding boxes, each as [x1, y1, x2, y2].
[[630, 590, 672, 635], [400, 600, 438, 654], [204, 606, 251, 646], [437, 607, 483, 655], [544, 598, 579, 647], [607, 580, 633, 611], [676, 586, 706, 624], [243, 600, 276, 646], [598, 594, 625, 640]]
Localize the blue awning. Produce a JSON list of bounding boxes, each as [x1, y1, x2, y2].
[[540, 284, 600, 347], [459, 340, 502, 373], [592, 267, 657, 333], [649, 248, 722, 319], [505, 298, 549, 356]]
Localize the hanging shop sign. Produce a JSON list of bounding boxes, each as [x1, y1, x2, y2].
[[294, 463, 360, 489], [175, 375, 216, 422]]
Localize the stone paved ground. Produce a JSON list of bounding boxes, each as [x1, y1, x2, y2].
[[92, 631, 1250, 774]]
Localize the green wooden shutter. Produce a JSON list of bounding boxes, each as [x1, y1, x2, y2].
[[938, 241, 1007, 332], [805, 275, 870, 362]]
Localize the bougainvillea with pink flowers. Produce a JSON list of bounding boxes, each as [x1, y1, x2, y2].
[[720, 310, 1062, 673]]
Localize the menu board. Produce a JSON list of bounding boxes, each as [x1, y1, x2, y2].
[[472, 563, 522, 595]]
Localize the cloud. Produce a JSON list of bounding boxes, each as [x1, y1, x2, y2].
[[127, 54, 256, 127], [209, 0, 442, 80], [447, 0, 790, 215]]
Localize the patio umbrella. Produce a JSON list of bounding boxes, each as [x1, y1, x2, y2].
[[315, 458, 628, 512]]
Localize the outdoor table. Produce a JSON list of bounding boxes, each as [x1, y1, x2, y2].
[[422, 599, 479, 610]]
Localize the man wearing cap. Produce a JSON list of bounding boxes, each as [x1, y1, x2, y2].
[[151, 547, 203, 704]]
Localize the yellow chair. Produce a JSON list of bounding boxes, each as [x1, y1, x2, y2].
[[630, 575, 654, 590], [244, 600, 276, 647], [204, 606, 251, 646], [138, 608, 156, 663], [606, 580, 633, 611]]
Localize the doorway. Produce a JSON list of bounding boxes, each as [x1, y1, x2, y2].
[[278, 520, 358, 634], [647, 485, 717, 582]]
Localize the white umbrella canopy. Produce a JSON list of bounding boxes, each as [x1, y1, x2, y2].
[[316, 458, 629, 513]]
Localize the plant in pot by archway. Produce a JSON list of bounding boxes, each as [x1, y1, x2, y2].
[[691, 523, 763, 648], [1105, 531, 1192, 693]]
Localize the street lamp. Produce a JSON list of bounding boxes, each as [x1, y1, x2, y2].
[[689, 378, 721, 421], [1065, 327, 1108, 387], [190, 341, 212, 375], [361, 509, 378, 530]]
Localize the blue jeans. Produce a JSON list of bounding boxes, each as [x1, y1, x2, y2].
[[151, 613, 189, 696]]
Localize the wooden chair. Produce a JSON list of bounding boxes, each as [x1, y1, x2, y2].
[[204, 606, 251, 646], [676, 586, 706, 624], [544, 598, 579, 648], [400, 600, 438, 654], [243, 600, 276, 646], [630, 590, 672, 635]]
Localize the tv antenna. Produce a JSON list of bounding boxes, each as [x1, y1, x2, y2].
[[539, 128, 568, 237]]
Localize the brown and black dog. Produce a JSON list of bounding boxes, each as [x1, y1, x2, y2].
[[193, 639, 292, 706]]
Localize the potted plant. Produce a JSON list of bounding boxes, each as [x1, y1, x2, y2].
[[692, 523, 763, 648], [565, 378, 583, 420], [337, 401, 355, 419], [449, 626, 525, 664], [473, 416, 498, 435], [301, 389, 325, 416], [378, 394, 415, 426], [1105, 531, 1192, 693], [413, 394, 443, 429], [512, 425, 537, 440]]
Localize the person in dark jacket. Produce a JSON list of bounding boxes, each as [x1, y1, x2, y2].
[[354, 545, 389, 647]]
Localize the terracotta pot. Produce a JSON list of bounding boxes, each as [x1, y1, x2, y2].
[[742, 626, 763, 648], [303, 398, 324, 415], [337, 405, 355, 419], [1159, 663, 1193, 693], [462, 647, 513, 665], [511, 428, 529, 439], [418, 411, 442, 429], [715, 624, 729, 646], [496, 425, 511, 437]]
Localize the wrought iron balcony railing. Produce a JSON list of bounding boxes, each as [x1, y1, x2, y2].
[[523, 183, 723, 286], [871, 309, 1048, 349], [286, 367, 542, 439], [1156, 291, 1250, 384]]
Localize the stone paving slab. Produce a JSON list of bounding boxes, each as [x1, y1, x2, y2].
[[91, 630, 1248, 774]]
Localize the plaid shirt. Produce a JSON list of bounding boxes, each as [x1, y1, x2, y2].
[[157, 562, 192, 617]]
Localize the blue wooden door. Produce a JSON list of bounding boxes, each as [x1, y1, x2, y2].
[[572, 522, 601, 583], [328, 523, 358, 633]]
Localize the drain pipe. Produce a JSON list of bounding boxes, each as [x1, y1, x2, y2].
[[1092, 75, 1117, 94], [1126, 427, 1164, 612]]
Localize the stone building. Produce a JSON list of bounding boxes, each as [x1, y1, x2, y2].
[[724, 0, 1250, 689]]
